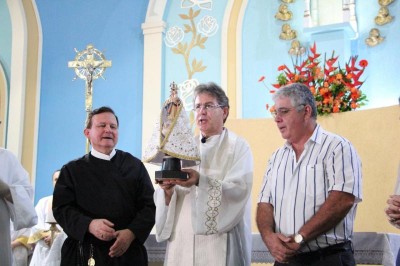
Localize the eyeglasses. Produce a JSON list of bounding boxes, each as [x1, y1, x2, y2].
[[193, 103, 223, 112], [271, 104, 305, 118]]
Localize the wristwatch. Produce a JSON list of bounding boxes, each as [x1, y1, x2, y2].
[[294, 233, 305, 244]]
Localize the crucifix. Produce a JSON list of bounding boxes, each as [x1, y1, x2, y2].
[[68, 44, 112, 152]]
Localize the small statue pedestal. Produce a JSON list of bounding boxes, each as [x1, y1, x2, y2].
[[155, 156, 188, 182]]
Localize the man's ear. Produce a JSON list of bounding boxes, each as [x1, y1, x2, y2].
[[223, 107, 229, 120], [304, 105, 312, 119], [84, 128, 90, 138], [84, 128, 91, 144]]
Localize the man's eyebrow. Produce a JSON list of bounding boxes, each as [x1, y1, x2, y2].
[[195, 101, 216, 105]]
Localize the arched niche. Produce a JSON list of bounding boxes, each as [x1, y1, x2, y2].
[[304, 0, 357, 33]]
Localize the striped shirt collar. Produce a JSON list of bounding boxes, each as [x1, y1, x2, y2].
[[309, 124, 323, 144], [91, 148, 116, 161], [284, 124, 322, 149]]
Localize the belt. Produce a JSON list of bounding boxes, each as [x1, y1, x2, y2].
[[292, 241, 353, 262]]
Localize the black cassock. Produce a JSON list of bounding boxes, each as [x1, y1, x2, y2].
[[53, 150, 155, 266]]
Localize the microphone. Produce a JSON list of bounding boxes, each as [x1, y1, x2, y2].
[[201, 136, 207, 143]]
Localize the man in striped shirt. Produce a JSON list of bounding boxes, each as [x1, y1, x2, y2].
[[256, 83, 362, 266]]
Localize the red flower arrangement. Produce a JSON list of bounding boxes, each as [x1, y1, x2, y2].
[[259, 43, 368, 115]]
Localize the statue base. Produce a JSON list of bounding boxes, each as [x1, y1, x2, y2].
[[155, 170, 188, 183], [155, 156, 188, 183]]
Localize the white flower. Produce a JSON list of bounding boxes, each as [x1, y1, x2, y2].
[[179, 79, 199, 111], [197, 16, 218, 37], [164, 26, 185, 48], [181, 0, 213, 10]]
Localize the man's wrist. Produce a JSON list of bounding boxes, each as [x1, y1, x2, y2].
[[260, 228, 275, 238]]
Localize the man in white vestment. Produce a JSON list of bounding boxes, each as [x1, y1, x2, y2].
[[0, 148, 38, 266], [29, 170, 66, 266], [154, 82, 254, 266]]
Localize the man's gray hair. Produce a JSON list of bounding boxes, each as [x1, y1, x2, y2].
[[193, 82, 230, 122], [273, 83, 317, 119]]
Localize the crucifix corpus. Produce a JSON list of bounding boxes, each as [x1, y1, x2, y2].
[[68, 44, 111, 153]]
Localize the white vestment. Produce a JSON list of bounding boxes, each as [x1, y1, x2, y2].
[[0, 148, 37, 266], [10, 225, 32, 266], [154, 129, 253, 266], [29, 196, 66, 266]]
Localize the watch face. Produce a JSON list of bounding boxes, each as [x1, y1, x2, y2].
[[295, 234, 303, 244]]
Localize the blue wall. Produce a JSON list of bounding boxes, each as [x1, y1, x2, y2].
[[163, 0, 225, 109], [0, 0, 11, 91], [0, 0, 11, 145], [34, 1, 148, 202]]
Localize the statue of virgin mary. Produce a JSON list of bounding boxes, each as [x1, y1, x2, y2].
[[143, 82, 200, 181]]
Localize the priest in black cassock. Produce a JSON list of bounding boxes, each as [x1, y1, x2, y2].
[[53, 106, 156, 266]]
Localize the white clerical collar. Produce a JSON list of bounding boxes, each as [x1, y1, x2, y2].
[[91, 148, 116, 161]]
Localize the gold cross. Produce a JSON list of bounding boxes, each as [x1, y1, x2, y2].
[[68, 44, 111, 152]]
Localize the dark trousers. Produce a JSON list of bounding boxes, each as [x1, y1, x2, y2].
[[274, 241, 355, 266]]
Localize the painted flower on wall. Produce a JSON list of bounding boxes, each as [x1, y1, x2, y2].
[[181, 0, 212, 10], [165, 26, 185, 48], [197, 15, 219, 37], [259, 43, 369, 116], [168, 8, 212, 80], [179, 79, 199, 111]]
